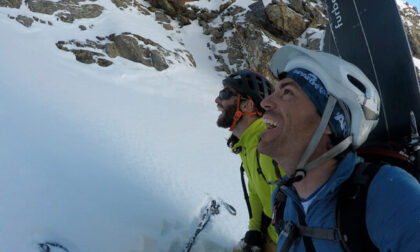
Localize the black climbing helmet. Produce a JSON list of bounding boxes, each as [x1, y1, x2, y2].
[[222, 70, 274, 112]]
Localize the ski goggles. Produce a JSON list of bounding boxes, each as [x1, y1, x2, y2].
[[218, 88, 237, 100]]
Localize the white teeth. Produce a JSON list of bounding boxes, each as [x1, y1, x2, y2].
[[263, 119, 278, 128]]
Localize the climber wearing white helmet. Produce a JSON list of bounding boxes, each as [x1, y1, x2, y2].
[[258, 45, 420, 252]]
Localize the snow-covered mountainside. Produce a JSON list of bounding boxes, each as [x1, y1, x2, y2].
[[0, 1, 253, 251], [0, 0, 419, 252]]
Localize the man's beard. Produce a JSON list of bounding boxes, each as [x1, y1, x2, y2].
[[217, 103, 236, 128]]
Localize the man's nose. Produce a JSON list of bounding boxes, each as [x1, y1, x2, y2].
[[261, 95, 273, 111]]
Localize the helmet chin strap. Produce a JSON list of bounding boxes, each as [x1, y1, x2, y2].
[[281, 95, 352, 187], [229, 95, 262, 131]]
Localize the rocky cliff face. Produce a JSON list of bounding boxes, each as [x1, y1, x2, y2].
[[2, 0, 419, 77], [399, 1, 420, 58]]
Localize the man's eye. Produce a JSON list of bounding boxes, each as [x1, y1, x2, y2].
[[283, 89, 293, 95]]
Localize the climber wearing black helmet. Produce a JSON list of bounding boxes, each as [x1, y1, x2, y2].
[[215, 70, 284, 252]]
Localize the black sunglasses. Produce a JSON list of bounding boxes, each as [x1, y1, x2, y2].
[[218, 88, 237, 100]]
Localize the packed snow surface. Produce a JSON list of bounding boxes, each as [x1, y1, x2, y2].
[[0, 1, 251, 251]]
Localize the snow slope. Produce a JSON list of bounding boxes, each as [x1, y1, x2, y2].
[[0, 1, 252, 251]]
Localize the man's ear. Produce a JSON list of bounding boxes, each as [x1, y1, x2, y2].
[[240, 99, 256, 112]]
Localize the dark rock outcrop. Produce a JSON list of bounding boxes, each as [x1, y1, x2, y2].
[[265, 2, 307, 39], [399, 2, 420, 58], [191, 0, 328, 78], [16, 15, 33, 27], [26, 0, 104, 23], [111, 0, 150, 15], [57, 32, 195, 70], [0, 0, 21, 8]]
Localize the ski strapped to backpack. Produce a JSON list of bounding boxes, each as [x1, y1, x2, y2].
[[183, 199, 236, 252], [271, 161, 404, 252]]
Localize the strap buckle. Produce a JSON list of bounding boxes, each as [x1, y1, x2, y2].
[[280, 221, 297, 238]]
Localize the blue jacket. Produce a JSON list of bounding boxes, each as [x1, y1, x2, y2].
[[273, 152, 420, 251]]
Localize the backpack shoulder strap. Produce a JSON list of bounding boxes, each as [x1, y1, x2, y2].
[[336, 162, 382, 252], [272, 188, 287, 234], [240, 163, 252, 219], [256, 149, 282, 184]]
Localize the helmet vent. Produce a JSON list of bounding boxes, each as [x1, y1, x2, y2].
[[347, 75, 366, 94]]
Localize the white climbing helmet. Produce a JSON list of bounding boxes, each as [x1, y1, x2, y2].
[[270, 44, 380, 149]]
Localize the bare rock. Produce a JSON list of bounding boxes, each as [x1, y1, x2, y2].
[[57, 32, 195, 71], [219, 0, 235, 13], [196, 8, 219, 23], [27, 0, 61, 14], [79, 25, 87, 30], [177, 15, 190, 25], [399, 2, 420, 58], [265, 2, 307, 39], [222, 21, 234, 31], [304, 1, 328, 28], [182, 7, 197, 20], [150, 50, 169, 70], [105, 43, 119, 58], [162, 23, 173, 30], [201, 2, 284, 78], [296, 27, 323, 50], [57, 12, 74, 23], [68, 4, 104, 19], [0, 0, 22, 8], [155, 11, 171, 23], [97, 58, 113, 67], [27, 0, 104, 23], [111, 0, 131, 9], [211, 28, 224, 43], [183, 50, 196, 67], [16, 15, 33, 27], [72, 49, 104, 64], [112, 0, 150, 15], [147, 0, 177, 16], [408, 29, 420, 58], [287, 0, 304, 15], [113, 35, 153, 66]]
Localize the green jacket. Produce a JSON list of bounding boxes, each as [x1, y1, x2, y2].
[[233, 118, 284, 244]]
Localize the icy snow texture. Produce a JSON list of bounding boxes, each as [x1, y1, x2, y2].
[[0, 1, 251, 251]]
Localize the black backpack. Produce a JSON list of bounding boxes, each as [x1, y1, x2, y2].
[[271, 146, 420, 252]]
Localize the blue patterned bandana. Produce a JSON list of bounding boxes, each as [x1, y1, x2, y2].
[[287, 68, 350, 143]]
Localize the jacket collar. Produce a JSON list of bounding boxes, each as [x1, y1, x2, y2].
[[281, 152, 363, 203], [232, 118, 265, 150]]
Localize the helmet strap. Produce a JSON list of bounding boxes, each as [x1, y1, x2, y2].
[[229, 95, 262, 131], [284, 95, 353, 185]]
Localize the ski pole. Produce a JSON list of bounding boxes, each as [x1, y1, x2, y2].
[[183, 199, 236, 252]]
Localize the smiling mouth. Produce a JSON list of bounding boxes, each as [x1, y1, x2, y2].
[[263, 118, 278, 129]]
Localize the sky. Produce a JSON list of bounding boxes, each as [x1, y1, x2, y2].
[[405, 0, 420, 9]]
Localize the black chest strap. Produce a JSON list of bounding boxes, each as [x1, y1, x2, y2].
[[240, 163, 252, 219], [272, 162, 383, 252], [273, 189, 334, 252], [256, 149, 282, 185], [336, 162, 382, 252]]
